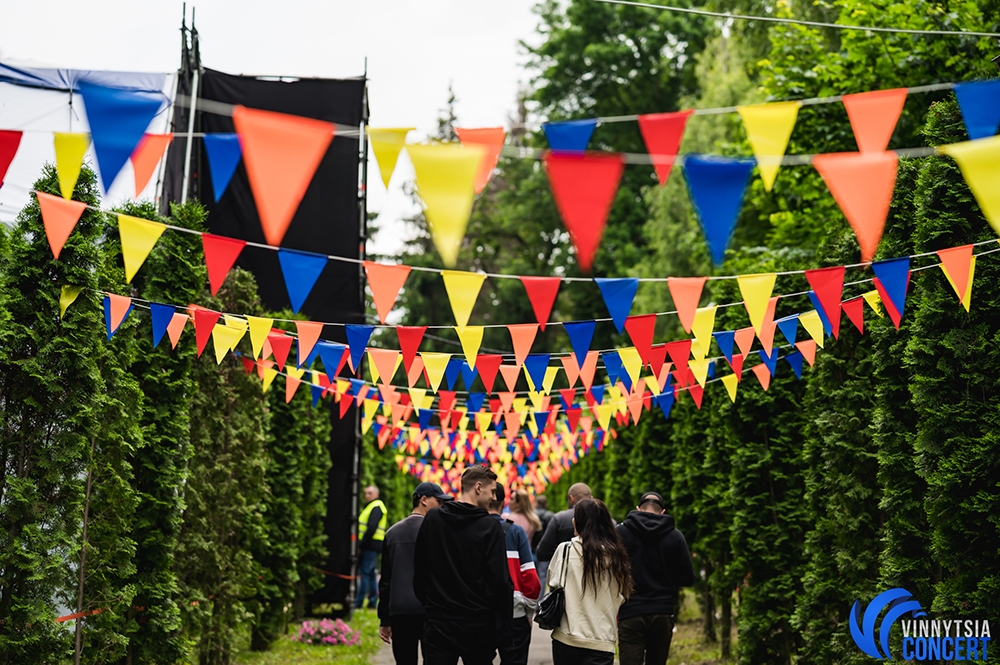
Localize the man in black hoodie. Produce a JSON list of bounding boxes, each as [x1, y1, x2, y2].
[[616, 491, 696, 665], [414, 465, 512, 665]]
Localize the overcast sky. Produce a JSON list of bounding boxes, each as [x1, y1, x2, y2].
[[0, 0, 542, 255]]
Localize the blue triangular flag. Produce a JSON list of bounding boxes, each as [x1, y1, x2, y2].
[[776, 314, 799, 347], [954, 80, 1000, 140], [564, 320, 596, 366], [786, 351, 804, 379], [543, 119, 597, 152], [372, 422, 383, 436], [871, 257, 910, 318], [203, 133, 244, 202], [317, 342, 347, 378], [707, 360, 716, 380], [807, 291, 833, 335], [78, 81, 164, 192], [345, 324, 374, 372], [758, 348, 779, 376], [445, 357, 463, 391], [348, 378, 367, 396], [713, 330, 735, 363], [299, 338, 324, 368], [460, 361, 479, 390], [419, 409, 433, 430], [656, 391, 675, 420], [466, 392, 486, 413], [533, 411, 549, 433], [682, 156, 756, 265], [524, 354, 550, 391], [591, 384, 605, 404], [103, 296, 134, 340], [602, 350, 623, 385], [311, 384, 325, 407], [149, 302, 175, 348], [277, 249, 328, 314], [595, 278, 639, 333]]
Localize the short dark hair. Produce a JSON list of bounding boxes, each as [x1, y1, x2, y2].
[[412, 494, 422, 508], [535, 495, 548, 509], [461, 465, 497, 492]]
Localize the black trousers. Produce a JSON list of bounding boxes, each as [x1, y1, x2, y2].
[[390, 614, 425, 665], [498, 616, 532, 665], [422, 616, 498, 665], [617, 614, 675, 665], [551, 638, 614, 665]]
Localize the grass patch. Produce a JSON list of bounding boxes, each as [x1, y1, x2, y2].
[[233, 609, 382, 665], [666, 589, 738, 665]]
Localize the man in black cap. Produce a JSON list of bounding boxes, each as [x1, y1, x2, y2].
[[378, 482, 452, 665], [616, 491, 695, 665]]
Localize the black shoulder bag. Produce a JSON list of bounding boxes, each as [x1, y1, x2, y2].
[[534, 541, 571, 630]]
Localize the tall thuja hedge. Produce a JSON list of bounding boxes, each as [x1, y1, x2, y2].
[[905, 99, 1000, 619]]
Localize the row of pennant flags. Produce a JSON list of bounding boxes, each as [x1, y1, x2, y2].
[[4, 80, 1000, 274], [62, 227, 987, 491]]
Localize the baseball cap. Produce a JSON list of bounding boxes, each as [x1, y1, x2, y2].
[[638, 491, 665, 509], [413, 482, 452, 502]]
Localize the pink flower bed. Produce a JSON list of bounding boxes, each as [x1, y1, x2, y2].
[[293, 618, 361, 646]]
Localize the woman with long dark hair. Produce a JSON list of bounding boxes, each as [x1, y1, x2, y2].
[[545, 498, 633, 665]]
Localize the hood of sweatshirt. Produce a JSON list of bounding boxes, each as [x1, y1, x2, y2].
[[622, 510, 676, 542], [437, 499, 491, 529]]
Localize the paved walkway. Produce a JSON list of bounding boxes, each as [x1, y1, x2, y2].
[[373, 621, 555, 665]]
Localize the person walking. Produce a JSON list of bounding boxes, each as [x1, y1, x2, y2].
[[545, 498, 632, 665], [378, 482, 453, 665], [616, 491, 695, 665], [506, 488, 542, 546], [356, 484, 387, 609], [414, 465, 512, 665], [533, 494, 555, 590], [489, 485, 541, 665], [535, 483, 592, 563]]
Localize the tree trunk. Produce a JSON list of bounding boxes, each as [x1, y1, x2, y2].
[[720, 590, 732, 659], [74, 436, 96, 665], [702, 561, 716, 642]]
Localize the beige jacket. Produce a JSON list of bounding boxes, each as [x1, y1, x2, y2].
[[547, 538, 625, 653]]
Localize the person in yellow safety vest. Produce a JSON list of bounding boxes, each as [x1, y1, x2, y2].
[[356, 485, 388, 609]]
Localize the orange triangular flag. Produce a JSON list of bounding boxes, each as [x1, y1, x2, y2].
[[407, 355, 425, 388], [166, 312, 188, 349], [369, 348, 401, 386], [499, 365, 522, 392], [455, 127, 506, 194], [106, 293, 131, 334], [579, 351, 599, 392], [294, 321, 324, 365], [364, 261, 411, 324], [796, 339, 817, 367], [560, 355, 581, 388], [36, 191, 86, 259], [936, 244, 974, 304], [758, 297, 779, 355], [841, 88, 907, 153], [734, 327, 755, 357], [812, 151, 898, 262], [131, 133, 173, 197], [667, 276, 707, 334], [232, 106, 334, 246], [751, 363, 771, 390], [508, 324, 538, 368]]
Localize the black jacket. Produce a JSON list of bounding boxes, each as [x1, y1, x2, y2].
[[616, 511, 695, 619], [414, 501, 513, 633], [535, 508, 575, 562], [378, 513, 425, 626]]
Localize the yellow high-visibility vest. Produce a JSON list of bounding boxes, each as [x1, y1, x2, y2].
[[358, 499, 387, 542]]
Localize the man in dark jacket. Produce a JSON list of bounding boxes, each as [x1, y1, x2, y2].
[[414, 465, 513, 665], [356, 485, 387, 609], [378, 482, 452, 665], [616, 491, 696, 665], [535, 482, 592, 563]]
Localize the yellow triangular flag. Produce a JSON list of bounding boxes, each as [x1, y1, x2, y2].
[[441, 270, 486, 331], [646, 371, 662, 395], [689, 357, 710, 387], [738, 273, 777, 335], [456, 325, 484, 367], [118, 214, 166, 283], [405, 143, 486, 267], [362, 399, 379, 434], [862, 290, 884, 318], [619, 347, 643, 386], [595, 403, 613, 431], [409, 388, 428, 414], [54, 133, 91, 200], [262, 366, 279, 393], [737, 101, 801, 191], [59, 285, 84, 318], [940, 136, 1000, 234], [223, 315, 248, 351], [246, 315, 272, 359], [721, 373, 739, 402], [542, 366, 560, 394], [940, 255, 977, 312], [476, 412, 492, 436], [421, 352, 451, 392], [528, 391, 544, 411], [691, 305, 717, 359], [368, 128, 415, 189], [212, 322, 244, 364], [798, 310, 826, 348]]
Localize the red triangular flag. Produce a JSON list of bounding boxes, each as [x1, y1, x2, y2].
[[508, 324, 538, 368], [231, 106, 334, 246], [202, 233, 247, 296], [842, 297, 865, 334], [0, 130, 23, 184], [131, 133, 173, 196], [566, 407, 582, 432], [520, 276, 560, 330], [805, 265, 846, 339], [648, 344, 668, 379], [397, 326, 427, 373], [543, 152, 624, 273], [936, 244, 974, 303], [667, 276, 707, 333], [560, 388, 577, 409], [796, 339, 817, 367], [36, 191, 86, 259], [728, 353, 745, 381], [688, 382, 704, 408], [476, 354, 504, 393], [624, 314, 657, 367], [873, 277, 904, 330], [193, 308, 221, 358], [364, 261, 411, 324], [240, 356, 255, 375], [664, 339, 692, 373], [812, 152, 898, 262], [637, 110, 693, 185], [268, 332, 293, 368], [841, 88, 907, 153]]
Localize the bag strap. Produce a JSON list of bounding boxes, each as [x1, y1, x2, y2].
[[559, 540, 571, 588], [502, 519, 513, 534]]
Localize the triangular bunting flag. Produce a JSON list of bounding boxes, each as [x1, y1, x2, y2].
[[637, 110, 693, 185], [543, 119, 597, 151], [808, 291, 834, 335], [36, 191, 86, 259], [441, 270, 486, 330], [397, 326, 427, 373], [278, 248, 328, 314], [713, 330, 735, 363], [841, 88, 907, 152], [345, 324, 375, 372], [805, 266, 846, 338], [758, 348, 778, 376], [232, 105, 334, 246], [53, 132, 89, 199], [364, 261, 411, 324], [295, 321, 325, 366], [939, 136, 1000, 234], [60, 285, 84, 318], [759, 296, 778, 356], [737, 101, 801, 190], [0, 130, 20, 187], [560, 356, 581, 388], [203, 133, 243, 202], [737, 272, 777, 335], [268, 332, 292, 368], [476, 355, 504, 393], [734, 327, 755, 356], [508, 324, 538, 368], [499, 365, 522, 393], [520, 276, 560, 330], [624, 314, 656, 367], [953, 80, 1000, 141], [937, 244, 974, 304], [422, 353, 451, 392], [751, 363, 772, 391], [246, 316, 273, 359], [563, 320, 596, 367], [524, 355, 550, 393], [776, 314, 799, 346], [665, 339, 692, 373], [455, 127, 506, 194], [150, 303, 175, 348], [212, 322, 244, 364], [682, 156, 756, 265], [202, 233, 247, 296], [690, 305, 717, 359], [194, 308, 221, 357], [368, 127, 414, 189], [842, 297, 865, 334], [796, 339, 817, 367], [369, 348, 401, 386], [457, 326, 484, 367], [595, 278, 639, 333], [104, 294, 132, 339], [166, 312, 188, 349], [812, 151, 898, 262], [797, 311, 825, 348], [871, 257, 910, 324], [721, 373, 739, 402], [729, 353, 745, 379], [318, 343, 347, 378], [786, 351, 804, 379], [543, 152, 624, 273], [131, 133, 173, 196], [667, 276, 706, 333], [118, 214, 166, 283]]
